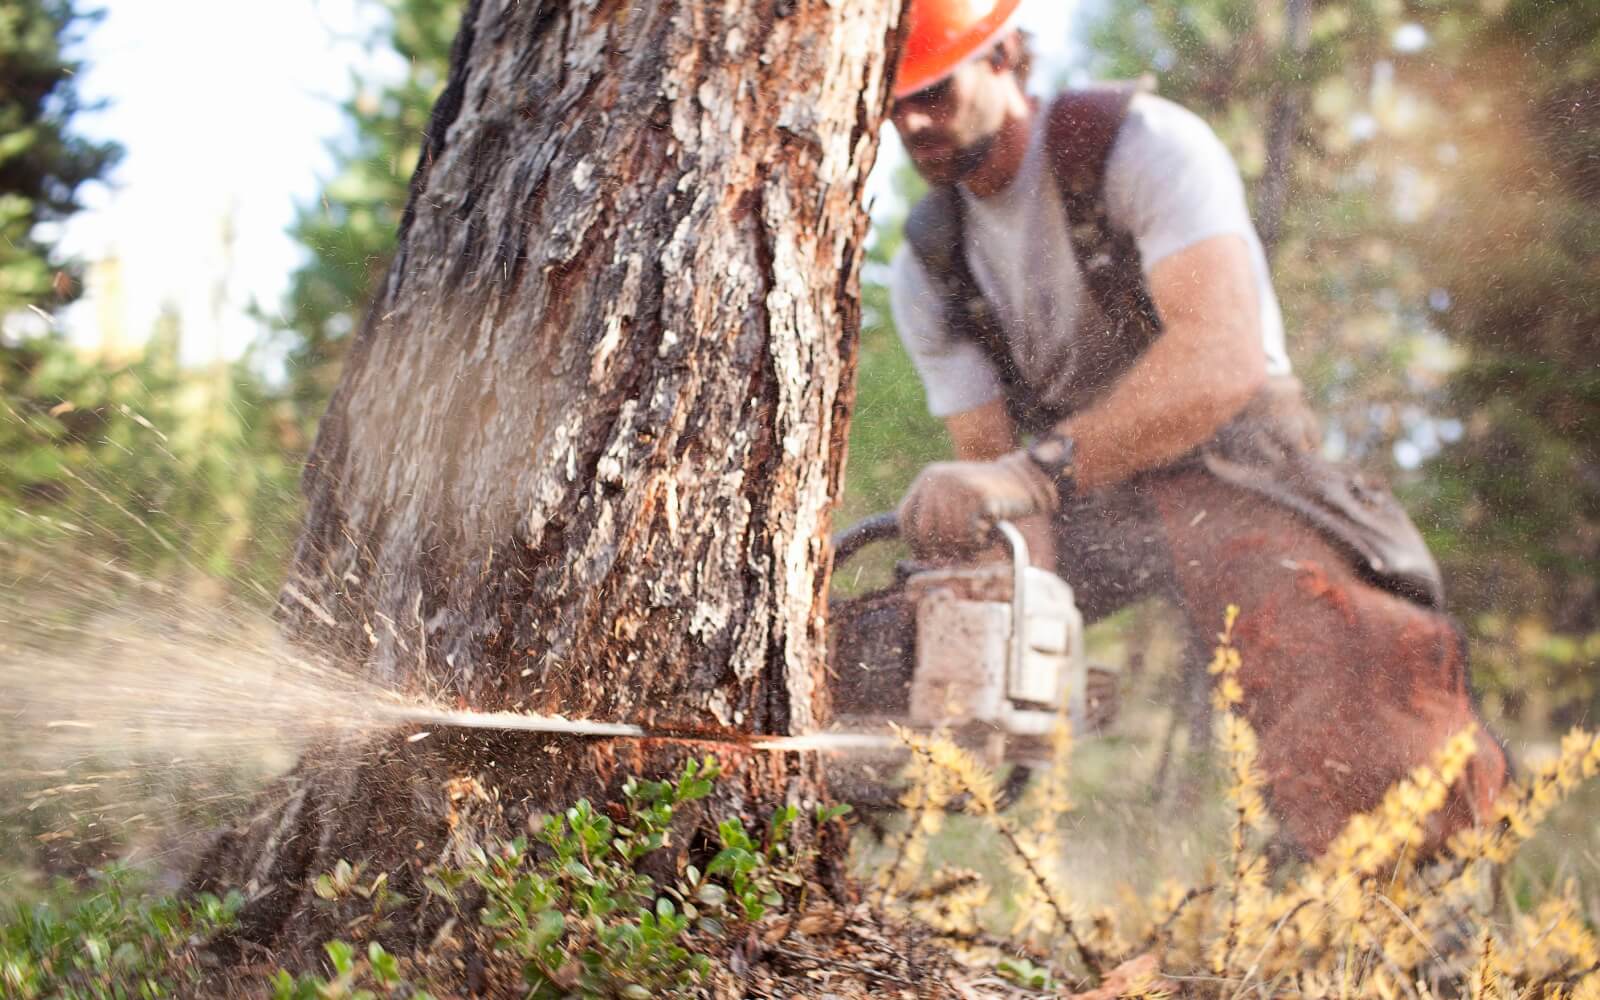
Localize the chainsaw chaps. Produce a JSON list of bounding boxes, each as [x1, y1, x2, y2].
[[823, 517, 1120, 807]]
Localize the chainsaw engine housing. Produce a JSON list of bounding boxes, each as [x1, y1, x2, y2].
[[828, 521, 1110, 753]]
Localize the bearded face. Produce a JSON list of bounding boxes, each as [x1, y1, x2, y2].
[[891, 44, 1020, 187]]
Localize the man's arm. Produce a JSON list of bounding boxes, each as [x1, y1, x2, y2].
[[1058, 233, 1266, 490], [941, 234, 1264, 479], [897, 232, 1266, 558], [944, 398, 1015, 461]]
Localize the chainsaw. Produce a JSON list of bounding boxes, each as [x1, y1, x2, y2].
[[821, 512, 1119, 787]]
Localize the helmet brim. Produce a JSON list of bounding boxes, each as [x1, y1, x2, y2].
[[892, 0, 1027, 100]]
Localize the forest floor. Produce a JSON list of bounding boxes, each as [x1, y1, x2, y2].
[[4, 590, 1598, 998]]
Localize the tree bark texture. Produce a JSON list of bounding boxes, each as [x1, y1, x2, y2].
[[194, 0, 904, 959], [284, 0, 900, 736]]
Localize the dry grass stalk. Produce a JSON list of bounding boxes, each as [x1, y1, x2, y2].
[[875, 606, 1600, 999]]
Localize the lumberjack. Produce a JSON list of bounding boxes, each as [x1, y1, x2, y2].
[[879, 0, 1506, 854]]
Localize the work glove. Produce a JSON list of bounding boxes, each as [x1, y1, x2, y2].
[[897, 451, 1058, 559]]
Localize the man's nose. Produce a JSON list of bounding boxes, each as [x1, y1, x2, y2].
[[897, 107, 934, 136]]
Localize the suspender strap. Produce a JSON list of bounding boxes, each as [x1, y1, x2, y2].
[[904, 188, 1062, 434], [1044, 86, 1164, 358]]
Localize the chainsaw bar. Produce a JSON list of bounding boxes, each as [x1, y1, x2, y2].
[[382, 704, 904, 754]]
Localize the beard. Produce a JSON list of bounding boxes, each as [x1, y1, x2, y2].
[[908, 130, 997, 186]]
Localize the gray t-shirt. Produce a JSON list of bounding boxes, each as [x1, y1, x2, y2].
[[889, 93, 1291, 419]]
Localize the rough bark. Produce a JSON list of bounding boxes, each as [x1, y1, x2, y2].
[[285, 0, 897, 732], [195, 0, 903, 956]]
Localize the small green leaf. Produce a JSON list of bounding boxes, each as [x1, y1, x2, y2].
[[367, 942, 399, 985], [324, 939, 356, 977], [531, 909, 566, 950]]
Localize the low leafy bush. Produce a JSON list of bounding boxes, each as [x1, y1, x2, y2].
[[436, 756, 846, 998], [268, 940, 427, 1000], [0, 865, 241, 999], [0, 756, 844, 999]]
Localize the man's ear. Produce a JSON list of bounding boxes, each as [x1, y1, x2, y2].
[[989, 30, 1029, 83]]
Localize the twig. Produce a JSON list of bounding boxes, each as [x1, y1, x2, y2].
[[1229, 898, 1313, 999], [1159, 970, 1312, 997], [769, 944, 917, 987], [1142, 884, 1217, 952], [1541, 960, 1600, 992], [908, 739, 1101, 977], [904, 869, 981, 902], [1371, 892, 1445, 966]]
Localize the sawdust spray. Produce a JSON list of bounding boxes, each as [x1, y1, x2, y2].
[[0, 539, 414, 882]]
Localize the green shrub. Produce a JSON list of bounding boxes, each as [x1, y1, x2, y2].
[[449, 756, 836, 998], [0, 865, 241, 999]]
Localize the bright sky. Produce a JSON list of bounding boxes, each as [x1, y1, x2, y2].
[[56, 1, 1082, 366], [56, 0, 397, 363]]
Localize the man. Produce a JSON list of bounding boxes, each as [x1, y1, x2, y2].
[[883, 0, 1506, 855]]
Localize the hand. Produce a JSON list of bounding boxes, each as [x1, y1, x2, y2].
[[897, 451, 1058, 558]]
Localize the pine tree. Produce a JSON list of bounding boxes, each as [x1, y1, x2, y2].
[[0, 309, 305, 595], [193, 2, 903, 964], [274, 0, 457, 420], [1087, 0, 1443, 463], [1087, 0, 1600, 716], [0, 0, 120, 317]]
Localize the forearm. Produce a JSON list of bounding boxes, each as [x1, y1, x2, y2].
[[1059, 321, 1264, 490], [1059, 234, 1268, 491]]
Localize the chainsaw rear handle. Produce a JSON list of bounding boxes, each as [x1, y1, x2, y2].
[[830, 512, 1030, 569], [831, 512, 901, 567]]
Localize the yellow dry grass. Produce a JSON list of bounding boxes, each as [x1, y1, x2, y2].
[[873, 606, 1600, 999]]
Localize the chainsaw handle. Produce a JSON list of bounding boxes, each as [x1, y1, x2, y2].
[[831, 512, 1031, 571], [831, 512, 901, 567]]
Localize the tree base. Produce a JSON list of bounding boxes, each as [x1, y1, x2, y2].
[[189, 726, 846, 969]]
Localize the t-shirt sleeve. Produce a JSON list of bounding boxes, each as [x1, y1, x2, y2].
[[888, 243, 1005, 419], [1104, 95, 1260, 273]]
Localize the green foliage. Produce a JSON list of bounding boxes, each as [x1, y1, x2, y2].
[[0, 316, 304, 596], [1087, 0, 1437, 453], [0, 865, 241, 999], [269, 940, 433, 1000], [1395, 1, 1600, 714], [995, 954, 1056, 991], [442, 757, 838, 998], [1086, 0, 1600, 717], [0, 0, 121, 314], [0, 761, 843, 998], [460, 757, 737, 998], [836, 160, 948, 588], [274, 0, 457, 421]]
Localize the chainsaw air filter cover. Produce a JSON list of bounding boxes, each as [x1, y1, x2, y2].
[[903, 556, 1088, 738]]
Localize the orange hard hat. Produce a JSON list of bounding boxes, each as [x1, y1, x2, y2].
[[894, 0, 1026, 99]]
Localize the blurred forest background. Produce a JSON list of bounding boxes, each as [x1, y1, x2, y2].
[[3, 0, 1596, 735]]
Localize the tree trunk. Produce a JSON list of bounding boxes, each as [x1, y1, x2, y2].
[[1257, 0, 1311, 254], [195, 0, 902, 959]]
